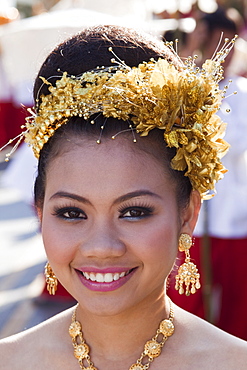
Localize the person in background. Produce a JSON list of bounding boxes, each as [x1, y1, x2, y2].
[[168, 6, 247, 341], [0, 4, 19, 147]]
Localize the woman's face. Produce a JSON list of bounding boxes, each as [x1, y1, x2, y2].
[[39, 136, 199, 316]]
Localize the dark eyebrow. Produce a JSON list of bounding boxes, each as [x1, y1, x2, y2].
[[49, 192, 92, 205], [49, 190, 161, 205], [113, 190, 162, 205]]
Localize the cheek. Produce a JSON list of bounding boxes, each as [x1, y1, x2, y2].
[[41, 215, 78, 265], [130, 216, 179, 271]]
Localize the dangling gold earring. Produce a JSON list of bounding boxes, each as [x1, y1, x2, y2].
[[175, 234, 201, 296], [44, 262, 58, 295]]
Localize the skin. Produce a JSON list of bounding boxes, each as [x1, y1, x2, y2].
[[40, 137, 196, 317], [0, 135, 247, 369]]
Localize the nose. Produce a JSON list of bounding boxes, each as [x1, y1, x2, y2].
[[81, 222, 127, 259]]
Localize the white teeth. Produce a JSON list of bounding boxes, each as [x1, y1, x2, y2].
[[113, 273, 120, 281], [104, 273, 114, 283], [89, 273, 96, 281], [95, 273, 104, 283], [82, 271, 130, 283]]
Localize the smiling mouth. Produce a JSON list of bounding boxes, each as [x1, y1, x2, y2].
[[80, 269, 135, 283]]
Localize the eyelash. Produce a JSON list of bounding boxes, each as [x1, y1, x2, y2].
[[118, 203, 154, 219], [52, 206, 87, 220], [52, 203, 155, 221]]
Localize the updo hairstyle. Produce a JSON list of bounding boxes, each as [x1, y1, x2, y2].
[[33, 25, 192, 210]]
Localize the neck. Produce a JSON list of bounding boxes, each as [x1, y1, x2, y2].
[[74, 290, 171, 366]]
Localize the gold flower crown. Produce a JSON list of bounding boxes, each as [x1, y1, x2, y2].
[[1, 37, 237, 199]]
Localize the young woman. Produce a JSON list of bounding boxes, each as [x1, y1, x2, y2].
[[0, 25, 246, 369]]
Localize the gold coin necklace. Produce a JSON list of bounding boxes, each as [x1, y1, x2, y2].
[[69, 300, 175, 370]]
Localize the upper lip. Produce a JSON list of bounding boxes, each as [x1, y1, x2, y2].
[[76, 267, 135, 274]]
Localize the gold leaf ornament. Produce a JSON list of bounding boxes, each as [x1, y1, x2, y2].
[[1, 36, 237, 199]]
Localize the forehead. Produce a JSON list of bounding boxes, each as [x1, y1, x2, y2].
[[45, 136, 175, 200]]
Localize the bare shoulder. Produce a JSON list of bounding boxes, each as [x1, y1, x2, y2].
[[0, 306, 75, 370], [173, 305, 247, 369]]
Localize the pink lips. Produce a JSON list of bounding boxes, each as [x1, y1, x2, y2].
[[75, 267, 136, 292]]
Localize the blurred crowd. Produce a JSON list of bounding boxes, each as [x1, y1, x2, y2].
[[0, 0, 247, 341]]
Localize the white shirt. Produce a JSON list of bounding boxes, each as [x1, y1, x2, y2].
[[194, 76, 247, 238]]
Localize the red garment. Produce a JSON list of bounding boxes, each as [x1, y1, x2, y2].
[[168, 237, 247, 341], [0, 101, 28, 147], [0, 102, 12, 146]]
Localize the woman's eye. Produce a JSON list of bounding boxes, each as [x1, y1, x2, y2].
[[54, 207, 87, 220], [120, 207, 153, 219], [124, 209, 145, 218], [64, 210, 85, 219]]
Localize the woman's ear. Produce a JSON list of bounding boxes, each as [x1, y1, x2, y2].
[[180, 190, 201, 236]]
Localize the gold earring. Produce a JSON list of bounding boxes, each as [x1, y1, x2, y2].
[[175, 234, 201, 296], [44, 262, 58, 295]]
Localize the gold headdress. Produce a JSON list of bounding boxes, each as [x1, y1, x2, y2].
[[1, 37, 237, 199]]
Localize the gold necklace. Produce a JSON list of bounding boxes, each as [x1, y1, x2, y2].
[[69, 300, 175, 370]]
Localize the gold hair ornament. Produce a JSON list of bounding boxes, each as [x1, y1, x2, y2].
[[0, 36, 238, 199]]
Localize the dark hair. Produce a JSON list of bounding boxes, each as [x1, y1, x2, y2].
[[34, 25, 192, 210], [34, 25, 180, 100], [202, 6, 242, 35]]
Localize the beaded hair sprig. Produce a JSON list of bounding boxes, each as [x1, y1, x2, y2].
[[0, 36, 237, 199]]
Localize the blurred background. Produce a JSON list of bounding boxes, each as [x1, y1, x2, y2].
[[0, 0, 247, 342]]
